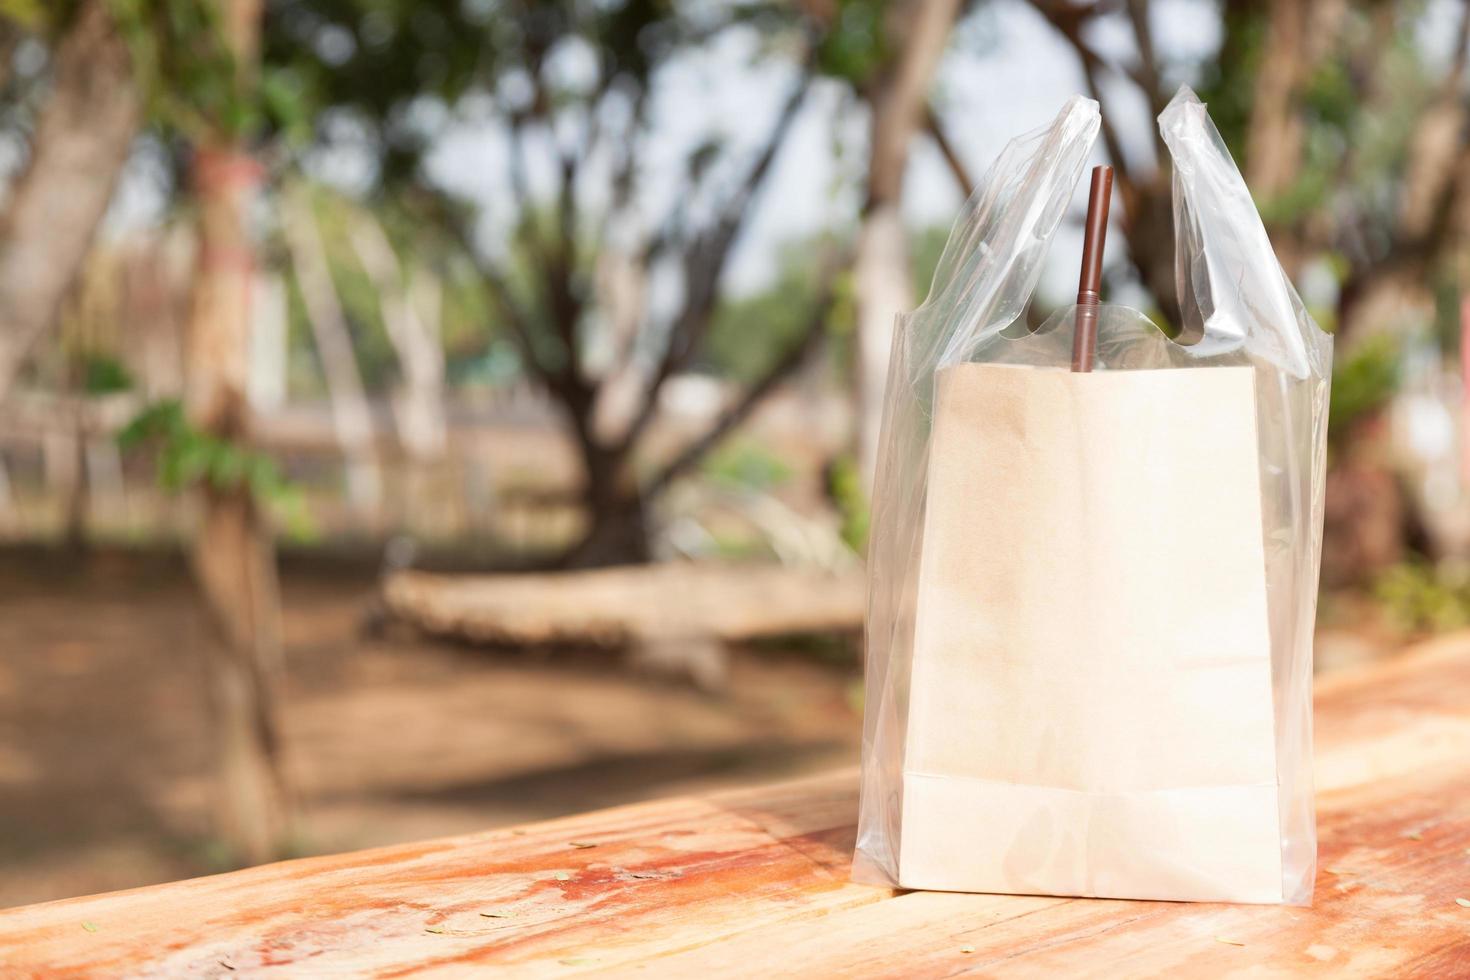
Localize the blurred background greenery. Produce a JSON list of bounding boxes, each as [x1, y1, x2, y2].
[[1, 0, 1468, 907]]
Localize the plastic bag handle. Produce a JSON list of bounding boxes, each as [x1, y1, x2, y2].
[[903, 96, 1101, 385], [1159, 87, 1331, 380]]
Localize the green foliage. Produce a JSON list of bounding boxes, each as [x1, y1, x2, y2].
[[909, 225, 950, 302], [1329, 334, 1401, 445], [279, 185, 501, 394], [80, 353, 133, 396], [1374, 561, 1470, 633], [815, 0, 889, 83], [1190, 5, 1264, 159], [258, 64, 314, 145], [1195, 2, 1437, 240], [0, 0, 49, 29], [262, 0, 819, 437], [706, 245, 825, 383], [109, 0, 302, 140], [262, 0, 692, 188], [827, 453, 868, 554], [118, 399, 311, 534], [702, 439, 792, 493], [109, 0, 236, 136]]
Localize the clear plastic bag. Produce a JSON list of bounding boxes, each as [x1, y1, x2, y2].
[[853, 88, 1332, 905]]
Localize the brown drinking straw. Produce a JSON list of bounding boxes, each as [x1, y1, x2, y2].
[[1071, 165, 1114, 372]]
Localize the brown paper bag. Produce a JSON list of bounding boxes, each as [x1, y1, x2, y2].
[[897, 362, 1283, 903]]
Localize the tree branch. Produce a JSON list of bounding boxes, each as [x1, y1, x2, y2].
[[1027, 0, 1181, 326], [1028, 2, 1134, 189], [1448, 0, 1470, 90], [924, 103, 974, 197], [0, 0, 140, 402], [616, 70, 814, 454], [428, 192, 565, 393], [1123, 0, 1168, 156], [645, 252, 845, 498], [1123, 0, 1163, 110]]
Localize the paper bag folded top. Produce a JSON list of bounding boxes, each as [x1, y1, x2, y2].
[[897, 362, 1283, 903]]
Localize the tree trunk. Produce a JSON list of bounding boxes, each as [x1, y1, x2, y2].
[[346, 212, 446, 461], [0, 0, 140, 401], [1337, 1, 1466, 349], [281, 188, 383, 519], [1244, 0, 1309, 200], [64, 399, 89, 552], [1243, 0, 1346, 277], [565, 493, 653, 568], [193, 484, 288, 860], [854, 205, 911, 490], [854, 0, 962, 490], [563, 440, 651, 568], [184, 0, 287, 866], [346, 212, 447, 532]]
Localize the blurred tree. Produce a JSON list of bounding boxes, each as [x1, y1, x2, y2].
[[265, 0, 843, 565], [804, 0, 964, 485], [114, 0, 292, 864], [703, 236, 846, 384], [187, 0, 291, 866], [1028, 0, 1470, 582], [1028, 0, 1469, 344], [280, 182, 384, 520], [0, 1, 141, 402], [0, 0, 297, 860]]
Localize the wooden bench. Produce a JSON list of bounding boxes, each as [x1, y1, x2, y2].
[[384, 566, 865, 689], [4, 636, 1470, 976]]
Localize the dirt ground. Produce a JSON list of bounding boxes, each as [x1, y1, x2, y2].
[[0, 549, 862, 910]]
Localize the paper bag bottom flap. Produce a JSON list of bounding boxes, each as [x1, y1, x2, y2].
[[897, 772, 1283, 903]]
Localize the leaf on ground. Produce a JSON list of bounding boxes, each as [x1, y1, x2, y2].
[[555, 871, 572, 881], [425, 926, 446, 934], [480, 910, 517, 918], [1324, 868, 1353, 876], [959, 945, 975, 954], [1214, 937, 1246, 947], [560, 957, 594, 966], [81, 922, 99, 933], [569, 841, 597, 849], [1455, 898, 1470, 908], [1406, 831, 1423, 841]]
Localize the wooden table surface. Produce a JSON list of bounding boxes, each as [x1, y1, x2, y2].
[[4, 637, 1470, 978]]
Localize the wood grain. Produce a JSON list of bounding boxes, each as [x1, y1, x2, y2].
[[3, 636, 1470, 978]]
